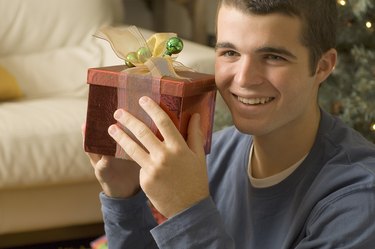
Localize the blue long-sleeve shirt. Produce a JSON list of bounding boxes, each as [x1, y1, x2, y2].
[[100, 110, 375, 248]]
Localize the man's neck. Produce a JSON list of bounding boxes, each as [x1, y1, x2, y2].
[[251, 108, 321, 179]]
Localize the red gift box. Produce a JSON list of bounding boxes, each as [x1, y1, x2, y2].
[[84, 65, 216, 159]]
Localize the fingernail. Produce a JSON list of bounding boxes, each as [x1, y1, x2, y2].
[[139, 96, 149, 105], [108, 125, 117, 136], [114, 109, 123, 120]]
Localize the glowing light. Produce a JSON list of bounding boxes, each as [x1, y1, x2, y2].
[[366, 21, 372, 29], [338, 0, 346, 6], [371, 123, 375, 132]]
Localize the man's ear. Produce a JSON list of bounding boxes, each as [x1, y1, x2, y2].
[[315, 48, 337, 85]]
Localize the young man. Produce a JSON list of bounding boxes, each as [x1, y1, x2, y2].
[[86, 0, 375, 248]]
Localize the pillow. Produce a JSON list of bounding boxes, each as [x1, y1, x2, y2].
[[0, 66, 23, 101], [0, 0, 123, 56]]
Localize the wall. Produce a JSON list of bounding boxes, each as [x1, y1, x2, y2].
[[123, 0, 218, 45]]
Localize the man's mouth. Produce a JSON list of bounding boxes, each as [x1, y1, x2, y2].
[[237, 96, 275, 105]]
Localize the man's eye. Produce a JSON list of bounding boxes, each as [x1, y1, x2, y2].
[[265, 54, 285, 61], [222, 50, 238, 57]]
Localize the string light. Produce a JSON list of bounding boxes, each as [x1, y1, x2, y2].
[[366, 21, 372, 29], [338, 0, 346, 6]]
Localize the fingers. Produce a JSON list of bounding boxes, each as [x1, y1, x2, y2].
[[108, 122, 151, 164], [81, 123, 86, 136], [186, 113, 205, 159], [87, 152, 104, 165], [93, 155, 111, 171], [109, 96, 200, 164], [81, 122, 104, 165], [81, 123, 86, 148], [138, 96, 184, 146]]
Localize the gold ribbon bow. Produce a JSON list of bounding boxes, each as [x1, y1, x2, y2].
[[94, 26, 191, 78]]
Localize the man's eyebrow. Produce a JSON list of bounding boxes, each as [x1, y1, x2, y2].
[[215, 42, 236, 51], [215, 42, 297, 59], [215, 43, 298, 60], [256, 46, 297, 59]]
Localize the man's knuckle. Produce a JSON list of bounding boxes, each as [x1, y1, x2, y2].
[[135, 126, 149, 140], [125, 146, 137, 158], [158, 117, 170, 128], [117, 135, 128, 147]]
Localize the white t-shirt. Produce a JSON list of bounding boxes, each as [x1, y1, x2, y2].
[[248, 145, 308, 188]]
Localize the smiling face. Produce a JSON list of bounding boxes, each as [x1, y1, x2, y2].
[[215, 5, 332, 140]]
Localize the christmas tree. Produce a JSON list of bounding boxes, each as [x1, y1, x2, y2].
[[320, 0, 375, 143]]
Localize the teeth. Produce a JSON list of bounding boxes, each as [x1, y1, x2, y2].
[[237, 96, 273, 105]]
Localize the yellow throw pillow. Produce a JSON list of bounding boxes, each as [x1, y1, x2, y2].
[[0, 66, 23, 101]]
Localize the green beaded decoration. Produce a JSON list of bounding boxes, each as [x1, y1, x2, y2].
[[124, 36, 183, 67], [137, 47, 152, 63], [164, 37, 184, 56], [125, 51, 138, 67]]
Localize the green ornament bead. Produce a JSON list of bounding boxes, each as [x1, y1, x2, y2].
[[165, 37, 183, 56], [125, 60, 133, 67], [137, 47, 152, 63], [125, 51, 138, 67]]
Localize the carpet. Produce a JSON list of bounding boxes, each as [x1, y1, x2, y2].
[[0, 223, 104, 249], [8, 237, 95, 249]]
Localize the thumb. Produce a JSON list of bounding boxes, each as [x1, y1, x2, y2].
[[187, 113, 205, 157]]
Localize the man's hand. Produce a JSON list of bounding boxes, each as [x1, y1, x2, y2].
[[82, 125, 141, 198], [108, 96, 209, 218]]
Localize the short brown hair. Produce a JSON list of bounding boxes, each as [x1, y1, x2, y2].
[[218, 0, 338, 75]]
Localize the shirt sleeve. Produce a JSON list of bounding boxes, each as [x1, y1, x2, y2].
[[295, 185, 375, 248], [151, 197, 235, 249], [100, 191, 159, 249]]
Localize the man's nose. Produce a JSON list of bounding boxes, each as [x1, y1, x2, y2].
[[234, 56, 264, 87]]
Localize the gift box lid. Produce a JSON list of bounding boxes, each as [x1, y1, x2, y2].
[[87, 65, 216, 97]]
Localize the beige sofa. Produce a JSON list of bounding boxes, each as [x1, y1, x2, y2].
[[0, 0, 219, 247]]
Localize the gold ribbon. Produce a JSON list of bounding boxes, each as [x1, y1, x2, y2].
[[94, 25, 192, 78]]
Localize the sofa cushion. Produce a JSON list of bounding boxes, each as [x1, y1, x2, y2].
[[0, 41, 123, 99], [0, 0, 123, 56], [0, 98, 94, 188]]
